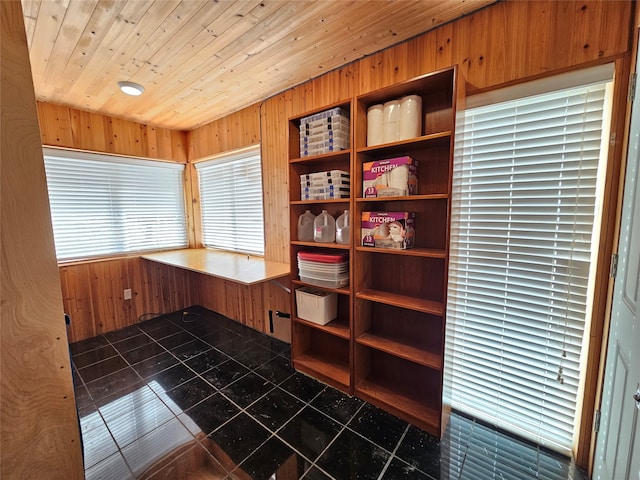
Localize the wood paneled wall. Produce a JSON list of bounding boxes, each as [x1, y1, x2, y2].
[[187, 103, 261, 160], [1, 1, 84, 476], [61, 258, 199, 343], [204, 275, 291, 337], [61, 256, 292, 342], [37, 102, 188, 162]]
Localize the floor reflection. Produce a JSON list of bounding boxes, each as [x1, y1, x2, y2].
[[73, 306, 588, 479]]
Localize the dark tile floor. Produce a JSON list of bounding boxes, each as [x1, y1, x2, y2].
[[70, 306, 589, 480]]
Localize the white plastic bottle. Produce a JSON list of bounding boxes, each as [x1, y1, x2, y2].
[[297, 210, 316, 241], [313, 210, 336, 243], [336, 210, 350, 245]]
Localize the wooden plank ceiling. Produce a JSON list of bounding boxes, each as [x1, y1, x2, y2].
[[22, 0, 495, 130]]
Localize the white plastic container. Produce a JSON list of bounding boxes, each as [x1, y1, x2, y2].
[[314, 210, 336, 243], [382, 99, 401, 143], [297, 210, 316, 241], [399, 94, 423, 140], [295, 287, 338, 325], [299, 272, 350, 288], [336, 210, 350, 245], [367, 104, 384, 146]]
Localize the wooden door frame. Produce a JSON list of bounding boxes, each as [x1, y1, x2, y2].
[[586, 16, 640, 475]]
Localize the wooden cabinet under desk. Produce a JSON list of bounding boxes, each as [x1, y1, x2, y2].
[[288, 66, 459, 437]]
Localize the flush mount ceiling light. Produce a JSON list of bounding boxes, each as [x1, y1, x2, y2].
[[117, 81, 144, 96]]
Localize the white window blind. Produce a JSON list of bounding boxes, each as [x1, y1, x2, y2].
[[44, 148, 188, 261], [195, 145, 264, 255], [446, 72, 612, 454]]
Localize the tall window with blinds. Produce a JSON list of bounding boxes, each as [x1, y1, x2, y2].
[[44, 149, 188, 261], [195, 146, 264, 256], [446, 68, 613, 454]]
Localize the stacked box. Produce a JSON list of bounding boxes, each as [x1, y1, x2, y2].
[[300, 170, 350, 200], [299, 107, 350, 157], [297, 251, 349, 288], [363, 156, 418, 198], [361, 212, 416, 250], [301, 185, 350, 200]]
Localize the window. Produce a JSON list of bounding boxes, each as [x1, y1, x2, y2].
[[195, 145, 264, 255], [445, 65, 613, 454], [44, 148, 188, 261]]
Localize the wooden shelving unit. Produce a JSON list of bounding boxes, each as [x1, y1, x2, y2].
[[352, 67, 457, 437], [288, 67, 459, 436], [288, 100, 354, 392]]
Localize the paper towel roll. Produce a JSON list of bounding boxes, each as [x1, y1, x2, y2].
[[399, 95, 422, 140], [389, 165, 409, 194], [382, 100, 400, 144], [367, 104, 384, 146]]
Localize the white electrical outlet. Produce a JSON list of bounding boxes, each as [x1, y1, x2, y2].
[[123, 288, 132, 300]]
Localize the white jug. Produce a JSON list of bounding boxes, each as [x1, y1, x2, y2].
[[336, 210, 350, 245], [297, 210, 316, 241], [314, 210, 336, 243]]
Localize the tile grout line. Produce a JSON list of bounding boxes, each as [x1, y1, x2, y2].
[[303, 400, 367, 479], [377, 423, 411, 480]]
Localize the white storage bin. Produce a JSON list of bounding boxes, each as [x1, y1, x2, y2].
[[296, 287, 338, 325]]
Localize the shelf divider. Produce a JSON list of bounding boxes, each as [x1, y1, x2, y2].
[[355, 289, 444, 315], [291, 279, 350, 296], [356, 194, 448, 202], [355, 246, 446, 258], [355, 378, 440, 434], [294, 353, 350, 389], [293, 317, 350, 340], [356, 332, 441, 369], [356, 131, 451, 153]]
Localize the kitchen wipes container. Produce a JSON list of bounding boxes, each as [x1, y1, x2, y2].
[[295, 287, 338, 325]]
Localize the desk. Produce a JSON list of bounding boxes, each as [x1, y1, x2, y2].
[[141, 249, 289, 286]]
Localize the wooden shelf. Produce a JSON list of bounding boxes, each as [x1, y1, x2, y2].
[[356, 194, 448, 202], [293, 317, 350, 340], [356, 131, 451, 154], [356, 332, 441, 369], [290, 198, 350, 206], [291, 279, 350, 296], [355, 377, 440, 433], [294, 353, 350, 388], [291, 240, 350, 249], [289, 150, 350, 164], [355, 289, 444, 315], [355, 246, 446, 258]]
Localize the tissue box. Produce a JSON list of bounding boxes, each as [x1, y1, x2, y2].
[[295, 287, 338, 325], [363, 156, 418, 197], [361, 212, 415, 249]]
